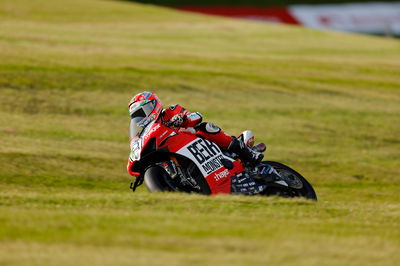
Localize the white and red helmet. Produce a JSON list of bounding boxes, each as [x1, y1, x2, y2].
[[128, 91, 162, 121], [128, 91, 163, 140]]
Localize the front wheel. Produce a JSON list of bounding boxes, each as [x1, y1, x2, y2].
[[143, 162, 211, 194], [144, 166, 173, 192], [261, 161, 317, 201]]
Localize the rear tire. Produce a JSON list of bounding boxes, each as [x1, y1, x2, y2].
[[262, 161, 317, 200]]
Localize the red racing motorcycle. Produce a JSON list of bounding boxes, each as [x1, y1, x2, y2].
[[128, 119, 317, 200]]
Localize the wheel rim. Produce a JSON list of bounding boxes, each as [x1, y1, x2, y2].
[[276, 168, 303, 189]]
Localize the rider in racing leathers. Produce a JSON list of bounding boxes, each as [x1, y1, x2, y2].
[[127, 91, 264, 176]]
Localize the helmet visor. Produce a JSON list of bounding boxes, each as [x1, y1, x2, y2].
[[129, 100, 156, 118], [129, 100, 157, 138]]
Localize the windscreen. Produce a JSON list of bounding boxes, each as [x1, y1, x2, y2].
[[129, 100, 157, 139], [129, 117, 146, 139]]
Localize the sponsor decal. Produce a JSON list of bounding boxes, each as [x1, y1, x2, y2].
[[174, 3, 400, 36], [213, 169, 230, 181], [158, 130, 168, 140], [290, 2, 400, 35], [144, 124, 160, 140], [178, 138, 231, 176]]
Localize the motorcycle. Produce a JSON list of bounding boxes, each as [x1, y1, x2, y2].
[[128, 119, 317, 200]]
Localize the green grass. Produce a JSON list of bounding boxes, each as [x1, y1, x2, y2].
[[0, 0, 399, 265]]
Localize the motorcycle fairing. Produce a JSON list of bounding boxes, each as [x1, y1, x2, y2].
[[129, 121, 178, 176], [175, 138, 226, 177], [175, 138, 244, 194], [130, 120, 245, 194]]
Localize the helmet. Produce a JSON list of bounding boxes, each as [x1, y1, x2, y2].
[[128, 91, 163, 138]]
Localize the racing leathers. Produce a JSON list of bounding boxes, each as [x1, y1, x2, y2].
[[127, 103, 264, 176], [160, 104, 264, 163]]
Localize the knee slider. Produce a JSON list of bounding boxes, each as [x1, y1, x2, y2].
[[196, 122, 221, 134]]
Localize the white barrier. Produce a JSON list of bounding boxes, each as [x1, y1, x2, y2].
[[289, 2, 400, 36]]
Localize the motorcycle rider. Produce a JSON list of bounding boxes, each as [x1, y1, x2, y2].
[[127, 91, 264, 175]]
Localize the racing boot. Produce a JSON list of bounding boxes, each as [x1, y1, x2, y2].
[[228, 137, 264, 164]]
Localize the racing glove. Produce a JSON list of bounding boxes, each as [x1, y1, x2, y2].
[[168, 113, 187, 127]]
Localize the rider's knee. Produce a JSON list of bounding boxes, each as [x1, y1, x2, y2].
[[195, 122, 221, 135]]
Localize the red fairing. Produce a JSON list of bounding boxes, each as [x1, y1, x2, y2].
[[127, 122, 197, 177], [205, 160, 244, 194], [126, 121, 244, 196], [141, 122, 194, 153], [127, 136, 141, 177], [127, 159, 139, 177]]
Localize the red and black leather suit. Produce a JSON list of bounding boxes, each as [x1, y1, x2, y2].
[[127, 92, 263, 177], [159, 104, 233, 149]]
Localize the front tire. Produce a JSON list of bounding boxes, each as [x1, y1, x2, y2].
[[143, 160, 212, 194], [262, 161, 317, 200], [144, 166, 172, 192]]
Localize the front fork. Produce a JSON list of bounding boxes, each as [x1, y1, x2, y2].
[[158, 157, 180, 179], [158, 155, 200, 191]]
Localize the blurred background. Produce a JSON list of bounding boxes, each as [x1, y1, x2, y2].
[[132, 0, 400, 36]]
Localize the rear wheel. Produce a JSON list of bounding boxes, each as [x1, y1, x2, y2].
[[262, 161, 317, 200]]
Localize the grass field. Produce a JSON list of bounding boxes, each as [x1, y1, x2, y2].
[[0, 0, 400, 265]]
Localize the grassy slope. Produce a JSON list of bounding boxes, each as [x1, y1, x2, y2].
[[0, 0, 399, 265]]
